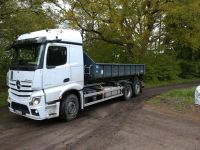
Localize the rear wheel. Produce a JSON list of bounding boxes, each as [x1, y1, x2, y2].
[[123, 84, 133, 100], [133, 80, 141, 96], [60, 94, 79, 121]]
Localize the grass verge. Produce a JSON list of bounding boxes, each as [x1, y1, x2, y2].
[[147, 87, 196, 113], [0, 89, 8, 107]]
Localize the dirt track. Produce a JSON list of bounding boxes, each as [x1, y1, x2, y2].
[[0, 82, 200, 150]]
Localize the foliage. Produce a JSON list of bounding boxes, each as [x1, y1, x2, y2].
[[51, 0, 164, 62], [0, 50, 10, 87], [179, 61, 200, 78], [84, 40, 130, 63], [144, 52, 180, 82], [0, 89, 8, 107], [164, 0, 200, 60], [0, 0, 57, 42]]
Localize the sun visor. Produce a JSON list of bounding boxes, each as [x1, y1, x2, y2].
[[8, 37, 47, 49]]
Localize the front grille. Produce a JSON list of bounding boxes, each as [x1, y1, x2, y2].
[[10, 88, 33, 93], [10, 92, 31, 97], [11, 102, 30, 114], [9, 80, 32, 91]]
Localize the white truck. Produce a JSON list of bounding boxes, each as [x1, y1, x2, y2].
[[7, 29, 145, 121]]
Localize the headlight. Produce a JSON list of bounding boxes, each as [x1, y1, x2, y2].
[[30, 97, 41, 106]]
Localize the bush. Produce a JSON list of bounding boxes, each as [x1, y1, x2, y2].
[[0, 49, 10, 88], [179, 61, 200, 78], [144, 53, 180, 82]]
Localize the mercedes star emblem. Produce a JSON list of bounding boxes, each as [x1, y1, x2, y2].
[[16, 80, 21, 89]]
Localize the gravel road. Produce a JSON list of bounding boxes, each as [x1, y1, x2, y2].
[[0, 82, 200, 150]]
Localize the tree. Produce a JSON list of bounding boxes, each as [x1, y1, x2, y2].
[[164, 0, 200, 60], [49, 0, 163, 62], [0, 0, 57, 43]]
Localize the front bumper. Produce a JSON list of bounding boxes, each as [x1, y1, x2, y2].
[[8, 90, 60, 120], [8, 103, 45, 120]]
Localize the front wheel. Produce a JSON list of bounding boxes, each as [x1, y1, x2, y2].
[[60, 94, 79, 121]]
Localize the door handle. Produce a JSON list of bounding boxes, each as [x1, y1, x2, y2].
[[63, 78, 70, 83]]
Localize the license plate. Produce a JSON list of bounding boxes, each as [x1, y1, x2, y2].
[[15, 110, 22, 115]]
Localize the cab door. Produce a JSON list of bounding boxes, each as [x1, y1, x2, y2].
[[42, 43, 70, 102]]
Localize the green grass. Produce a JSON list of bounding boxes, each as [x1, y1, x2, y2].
[[0, 89, 8, 107], [148, 87, 196, 112], [145, 77, 200, 88]]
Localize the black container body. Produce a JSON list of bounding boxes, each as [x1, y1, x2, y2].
[[84, 53, 145, 84]]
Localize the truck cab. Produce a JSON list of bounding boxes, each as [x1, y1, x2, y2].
[[7, 29, 84, 120]]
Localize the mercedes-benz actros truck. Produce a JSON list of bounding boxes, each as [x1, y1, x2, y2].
[[7, 29, 145, 121]]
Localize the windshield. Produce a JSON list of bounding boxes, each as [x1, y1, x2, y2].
[[11, 44, 44, 71]]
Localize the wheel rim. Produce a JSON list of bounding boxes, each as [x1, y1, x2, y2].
[[67, 101, 77, 116], [135, 83, 140, 94]]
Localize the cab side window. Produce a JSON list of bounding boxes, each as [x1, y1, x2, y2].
[[47, 46, 67, 67]]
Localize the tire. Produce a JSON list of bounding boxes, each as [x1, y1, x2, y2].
[[60, 94, 79, 121], [123, 84, 133, 100], [133, 80, 141, 96]]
